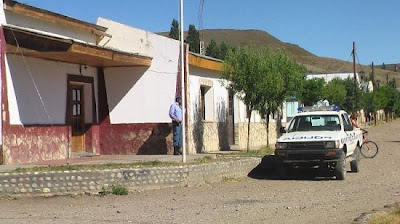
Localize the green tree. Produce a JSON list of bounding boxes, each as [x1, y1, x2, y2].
[[168, 19, 179, 40], [342, 78, 362, 113], [388, 77, 397, 88], [325, 78, 347, 105], [205, 39, 219, 58], [297, 78, 325, 106], [222, 47, 262, 151], [217, 42, 229, 60], [222, 47, 306, 148], [186, 24, 200, 53], [374, 85, 399, 121], [256, 49, 307, 144], [360, 91, 377, 124]]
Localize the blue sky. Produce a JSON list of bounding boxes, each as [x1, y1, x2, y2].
[[17, 0, 399, 65]]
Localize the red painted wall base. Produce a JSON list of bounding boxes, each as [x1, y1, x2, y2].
[[1, 122, 173, 164]]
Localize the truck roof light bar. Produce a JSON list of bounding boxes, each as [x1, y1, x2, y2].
[[298, 105, 340, 112]]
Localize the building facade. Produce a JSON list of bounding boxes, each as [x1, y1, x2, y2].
[[0, 0, 276, 164]]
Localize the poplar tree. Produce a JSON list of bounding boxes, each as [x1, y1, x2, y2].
[[217, 42, 229, 60], [206, 39, 219, 58], [169, 19, 179, 40], [186, 24, 200, 53]]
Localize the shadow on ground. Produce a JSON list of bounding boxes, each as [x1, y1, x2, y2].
[[248, 155, 345, 181]]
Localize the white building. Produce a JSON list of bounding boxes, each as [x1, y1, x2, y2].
[[307, 72, 360, 83], [0, 0, 276, 164]]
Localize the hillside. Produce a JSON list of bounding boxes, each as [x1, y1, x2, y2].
[[159, 29, 399, 86], [374, 63, 399, 72]]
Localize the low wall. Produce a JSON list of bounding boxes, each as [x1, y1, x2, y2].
[[235, 122, 277, 149], [187, 121, 278, 153], [188, 121, 230, 153], [0, 157, 261, 197]]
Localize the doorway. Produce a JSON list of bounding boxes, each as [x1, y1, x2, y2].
[[70, 85, 85, 152]]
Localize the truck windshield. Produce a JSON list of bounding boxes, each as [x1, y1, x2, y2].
[[288, 115, 341, 132]]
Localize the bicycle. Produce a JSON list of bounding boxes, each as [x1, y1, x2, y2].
[[360, 131, 379, 158]]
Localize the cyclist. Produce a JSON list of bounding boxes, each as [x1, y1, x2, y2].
[[350, 112, 367, 132]]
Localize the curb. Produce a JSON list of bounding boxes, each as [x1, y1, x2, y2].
[[0, 157, 261, 197]]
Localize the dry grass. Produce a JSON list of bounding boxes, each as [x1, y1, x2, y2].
[[9, 157, 234, 174], [238, 146, 274, 157], [368, 207, 400, 224]]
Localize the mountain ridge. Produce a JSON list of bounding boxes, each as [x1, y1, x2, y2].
[[159, 28, 399, 85]]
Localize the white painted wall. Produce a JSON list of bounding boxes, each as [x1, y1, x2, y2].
[[4, 11, 97, 43], [6, 55, 98, 125], [188, 66, 228, 123], [97, 18, 153, 58], [307, 72, 360, 83], [104, 30, 179, 124], [188, 66, 265, 125], [0, 1, 6, 24], [0, 1, 5, 144]]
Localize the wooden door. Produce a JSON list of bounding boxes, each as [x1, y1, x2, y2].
[[71, 85, 85, 152]]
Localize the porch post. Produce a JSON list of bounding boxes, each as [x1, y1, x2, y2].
[[180, 0, 186, 162]]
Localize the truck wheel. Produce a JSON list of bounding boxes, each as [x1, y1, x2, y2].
[[335, 153, 346, 180], [350, 146, 361, 172]]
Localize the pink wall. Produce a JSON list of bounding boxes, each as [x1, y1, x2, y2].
[[94, 118, 173, 155]]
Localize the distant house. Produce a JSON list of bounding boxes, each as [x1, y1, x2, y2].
[[284, 72, 366, 121], [307, 72, 360, 83], [0, 0, 277, 165]]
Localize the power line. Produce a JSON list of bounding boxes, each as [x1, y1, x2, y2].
[[198, 0, 205, 40], [333, 50, 353, 73], [355, 50, 364, 73], [10, 29, 53, 125]]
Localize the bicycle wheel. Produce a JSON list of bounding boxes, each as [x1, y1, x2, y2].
[[360, 141, 379, 158]]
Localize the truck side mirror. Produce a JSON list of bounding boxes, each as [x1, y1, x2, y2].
[[344, 125, 354, 132], [280, 127, 286, 134]]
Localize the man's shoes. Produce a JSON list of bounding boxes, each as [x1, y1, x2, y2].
[[173, 147, 181, 155]]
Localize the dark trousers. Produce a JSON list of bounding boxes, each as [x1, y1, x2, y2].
[[172, 121, 182, 148]]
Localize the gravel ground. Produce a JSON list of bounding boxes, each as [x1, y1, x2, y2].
[[0, 120, 399, 224]]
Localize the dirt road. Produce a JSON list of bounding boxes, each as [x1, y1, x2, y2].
[[1, 120, 399, 224]]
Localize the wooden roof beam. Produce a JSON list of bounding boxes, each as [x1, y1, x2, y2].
[[189, 53, 223, 71], [3, 0, 111, 38]]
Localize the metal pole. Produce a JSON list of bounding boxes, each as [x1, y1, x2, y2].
[[180, 0, 186, 163], [353, 41, 357, 82]]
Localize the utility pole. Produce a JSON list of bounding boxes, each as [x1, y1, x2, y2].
[[386, 74, 389, 85], [353, 42, 357, 82], [352, 42, 357, 112], [371, 62, 375, 90]]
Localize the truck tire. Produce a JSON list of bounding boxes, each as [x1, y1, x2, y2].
[[335, 153, 346, 180], [350, 146, 361, 172]]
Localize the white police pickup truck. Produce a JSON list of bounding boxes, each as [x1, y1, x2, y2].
[[275, 106, 362, 180]]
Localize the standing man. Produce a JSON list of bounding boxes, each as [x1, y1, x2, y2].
[[169, 96, 182, 155]]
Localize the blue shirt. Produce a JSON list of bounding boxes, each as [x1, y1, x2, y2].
[[169, 102, 182, 122]]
